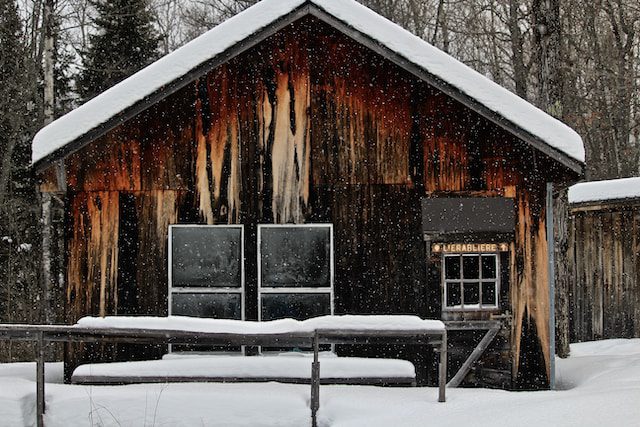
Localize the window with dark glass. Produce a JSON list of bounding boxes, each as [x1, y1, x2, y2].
[[443, 253, 498, 310], [169, 225, 244, 321], [258, 225, 333, 322]]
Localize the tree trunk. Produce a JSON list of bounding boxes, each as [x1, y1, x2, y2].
[[41, 0, 57, 332], [508, 0, 528, 98], [532, 0, 562, 114], [43, 0, 55, 124]]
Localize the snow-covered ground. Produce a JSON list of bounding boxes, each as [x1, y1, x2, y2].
[[1, 339, 639, 426]]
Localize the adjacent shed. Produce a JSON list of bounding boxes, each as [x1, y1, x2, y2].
[[33, 0, 584, 389], [563, 177, 640, 345]]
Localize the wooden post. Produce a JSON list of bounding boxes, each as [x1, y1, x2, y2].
[[553, 186, 571, 358], [438, 330, 447, 402], [36, 331, 46, 427], [311, 332, 320, 427], [547, 182, 556, 389]]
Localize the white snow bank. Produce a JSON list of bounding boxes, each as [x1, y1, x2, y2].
[[2, 338, 640, 426], [46, 382, 312, 427], [72, 355, 415, 381], [568, 177, 640, 204], [0, 363, 63, 427], [555, 339, 640, 391], [32, 0, 584, 165], [0, 378, 37, 427], [0, 361, 64, 383], [568, 338, 640, 357], [75, 314, 445, 334]]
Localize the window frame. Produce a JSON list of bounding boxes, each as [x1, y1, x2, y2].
[[257, 223, 334, 322], [442, 252, 500, 312], [168, 224, 245, 321]]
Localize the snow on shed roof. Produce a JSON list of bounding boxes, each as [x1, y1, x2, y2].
[[32, 0, 585, 169], [568, 177, 640, 205]]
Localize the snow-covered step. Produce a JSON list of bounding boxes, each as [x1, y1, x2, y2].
[[71, 354, 417, 386]]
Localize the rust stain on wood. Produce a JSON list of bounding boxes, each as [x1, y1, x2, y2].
[[67, 192, 119, 321], [135, 190, 179, 315]]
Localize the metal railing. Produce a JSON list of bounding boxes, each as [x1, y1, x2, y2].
[[0, 324, 447, 427]]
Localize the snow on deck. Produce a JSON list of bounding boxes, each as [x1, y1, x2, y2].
[[72, 354, 415, 381], [75, 315, 445, 334], [1, 339, 640, 426], [568, 177, 640, 204], [32, 0, 584, 165]]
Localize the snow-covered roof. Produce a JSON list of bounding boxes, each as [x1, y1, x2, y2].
[[32, 0, 585, 170], [568, 177, 640, 205]]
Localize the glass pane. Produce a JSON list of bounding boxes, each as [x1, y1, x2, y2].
[[463, 282, 480, 305], [261, 293, 331, 321], [446, 282, 461, 307], [463, 255, 480, 279], [172, 293, 242, 319], [482, 282, 497, 306], [260, 227, 331, 288], [172, 227, 242, 288], [482, 255, 497, 279], [444, 256, 460, 279]]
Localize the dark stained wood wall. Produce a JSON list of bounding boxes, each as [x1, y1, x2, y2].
[[39, 17, 572, 387], [565, 203, 640, 345]]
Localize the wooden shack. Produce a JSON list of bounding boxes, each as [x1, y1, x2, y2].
[[32, 0, 584, 389], [561, 177, 640, 348]]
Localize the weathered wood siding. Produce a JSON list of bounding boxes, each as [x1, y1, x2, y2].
[[565, 203, 640, 344], [39, 17, 568, 387]]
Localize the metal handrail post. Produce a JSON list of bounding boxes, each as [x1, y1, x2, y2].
[[36, 331, 46, 427], [438, 330, 447, 403], [311, 331, 320, 427]]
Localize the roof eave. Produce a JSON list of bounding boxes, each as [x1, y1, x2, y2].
[[570, 198, 640, 211]]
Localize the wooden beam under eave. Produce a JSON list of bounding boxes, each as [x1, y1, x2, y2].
[[38, 160, 67, 194]]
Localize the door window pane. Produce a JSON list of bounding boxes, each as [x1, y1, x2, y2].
[[463, 255, 480, 279], [172, 293, 242, 320], [261, 293, 331, 321], [260, 227, 331, 288], [445, 256, 460, 279], [446, 283, 462, 307], [172, 227, 242, 288], [482, 282, 497, 306], [482, 255, 497, 279], [463, 282, 480, 305]]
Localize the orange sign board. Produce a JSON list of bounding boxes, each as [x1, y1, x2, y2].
[[431, 242, 509, 253]]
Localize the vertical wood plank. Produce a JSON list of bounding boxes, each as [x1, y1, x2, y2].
[[602, 212, 614, 337], [593, 212, 604, 339], [571, 213, 583, 342], [621, 211, 634, 337]]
